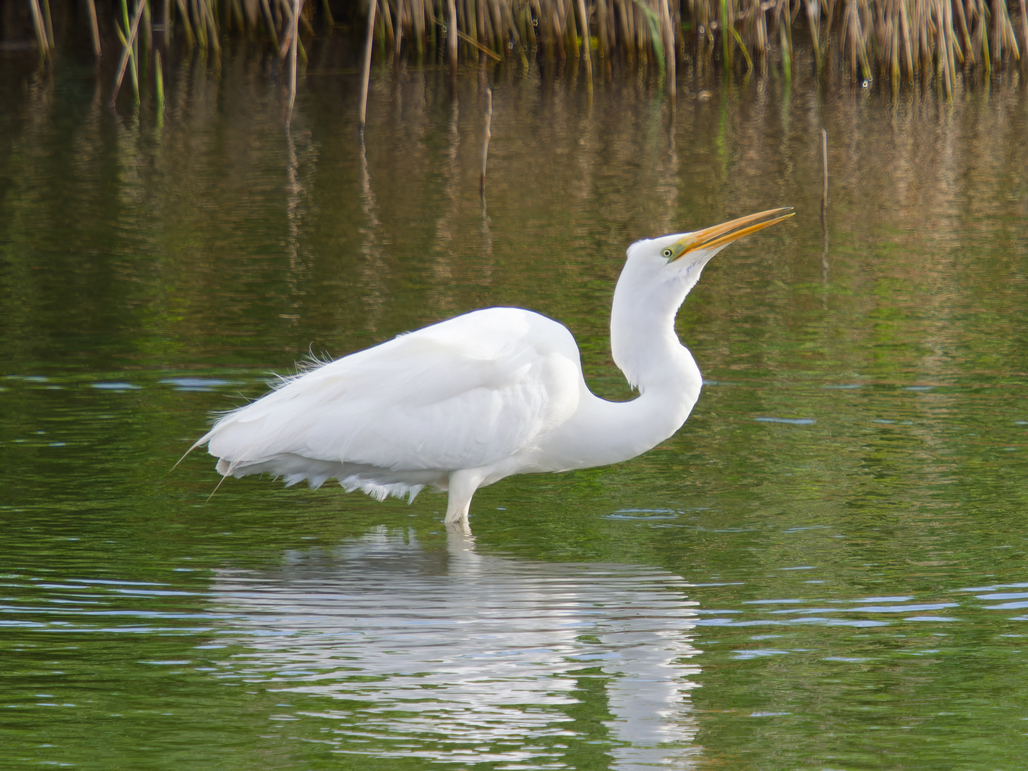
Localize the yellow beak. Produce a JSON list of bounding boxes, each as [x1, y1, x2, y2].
[[672, 207, 794, 260]]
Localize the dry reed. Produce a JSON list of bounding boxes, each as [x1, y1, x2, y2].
[[28, 0, 51, 55], [362, 0, 1025, 88], [481, 87, 493, 195], [820, 127, 829, 228], [359, 0, 377, 136], [22, 0, 1028, 104]]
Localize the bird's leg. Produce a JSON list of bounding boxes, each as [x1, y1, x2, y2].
[[443, 492, 472, 526], [443, 469, 482, 526]]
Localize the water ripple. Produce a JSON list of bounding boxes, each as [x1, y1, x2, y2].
[[209, 527, 703, 767]]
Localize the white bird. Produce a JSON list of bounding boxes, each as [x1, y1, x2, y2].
[[188, 208, 793, 526]]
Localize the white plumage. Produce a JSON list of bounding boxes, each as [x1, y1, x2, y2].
[[189, 208, 792, 526]]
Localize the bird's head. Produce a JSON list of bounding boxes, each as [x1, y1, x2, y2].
[[626, 207, 795, 286], [612, 207, 794, 388]]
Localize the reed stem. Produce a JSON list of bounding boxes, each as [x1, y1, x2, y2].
[[41, 0, 56, 50], [821, 127, 828, 229], [86, 0, 103, 57], [28, 0, 49, 56], [576, 0, 594, 92], [32, 0, 1028, 106], [660, 0, 675, 98], [111, 0, 147, 106], [288, 0, 300, 115], [155, 48, 165, 123], [480, 87, 492, 196], [447, 0, 458, 68], [359, 0, 378, 139]]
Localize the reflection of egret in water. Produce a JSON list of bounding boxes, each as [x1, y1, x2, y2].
[[210, 527, 703, 768]]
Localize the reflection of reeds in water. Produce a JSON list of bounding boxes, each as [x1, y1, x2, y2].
[[23, 1, 1028, 93]]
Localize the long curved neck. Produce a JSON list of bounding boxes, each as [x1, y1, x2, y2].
[[535, 266, 705, 473], [610, 257, 702, 393]]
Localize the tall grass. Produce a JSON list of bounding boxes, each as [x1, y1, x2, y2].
[[358, 0, 1025, 86], [19, 0, 1028, 94]]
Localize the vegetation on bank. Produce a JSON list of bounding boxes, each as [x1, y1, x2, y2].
[[8, 0, 1028, 97]]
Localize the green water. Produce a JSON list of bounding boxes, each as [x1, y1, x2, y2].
[[2, 49, 1028, 770]]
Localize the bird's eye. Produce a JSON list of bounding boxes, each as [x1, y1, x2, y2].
[[661, 248, 674, 259]]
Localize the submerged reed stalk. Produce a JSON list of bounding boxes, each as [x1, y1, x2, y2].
[[359, 0, 378, 138], [28, 0, 49, 56], [288, 0, 300, 115], [86, 0, 103, 56], [42, 0, 57, 50], [481, 87, 492, 196], [155, 48, 165, 119], [821, 127, 828, 229], [576, 0, 594, 91]]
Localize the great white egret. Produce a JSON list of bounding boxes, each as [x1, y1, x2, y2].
[[189, 207, 793, 526]]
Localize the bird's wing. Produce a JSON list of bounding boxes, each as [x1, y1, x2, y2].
[[201, 308, 583, 474]]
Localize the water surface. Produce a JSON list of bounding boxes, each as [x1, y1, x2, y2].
[[1, 48, 1028, 769]]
